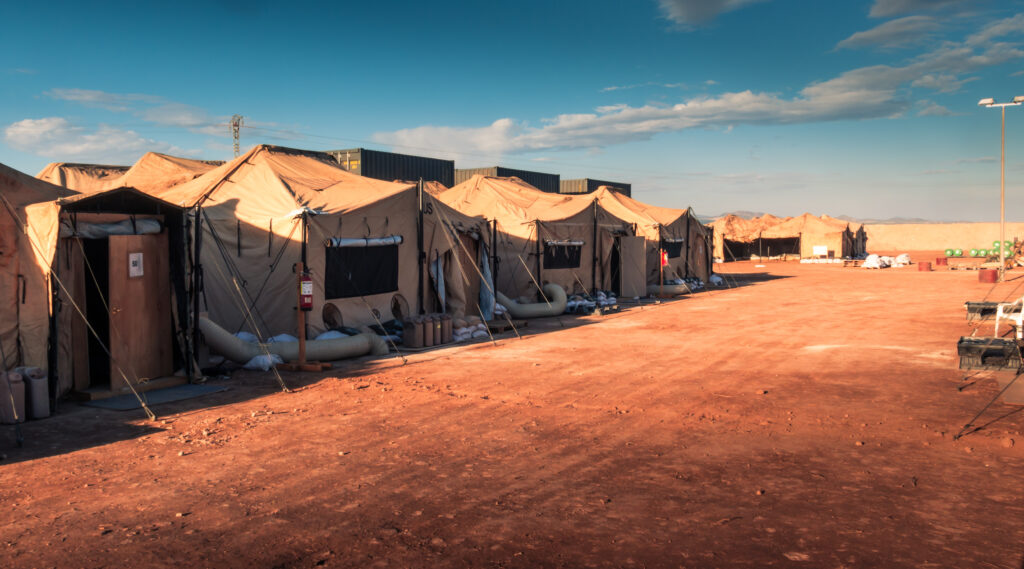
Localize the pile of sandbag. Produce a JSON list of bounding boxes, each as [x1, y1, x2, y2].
[[667, 277, 705, 291], [452, 315, 490, 342], [565, 290, 618, 314], [863, 253, 912, 269]]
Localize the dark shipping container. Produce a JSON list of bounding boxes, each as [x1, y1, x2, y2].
[[455, 166, 560, 194], [326, 148, 455, 188], [560, 178, 632, 197]]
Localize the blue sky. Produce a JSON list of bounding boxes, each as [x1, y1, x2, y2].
[[1, 0, 1022, 220]]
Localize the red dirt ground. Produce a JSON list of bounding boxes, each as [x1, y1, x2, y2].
[[3, 257, 1024, 568]]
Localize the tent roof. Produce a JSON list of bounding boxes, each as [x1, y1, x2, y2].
[[2, 162, 77, 211], [439, 175, 593, 223], [110, 152, 221, 194], [708, 214, 765, 242], [590, 186, 689, 227], [149, 145, 415, 213], [36, 162, 128, 193], [38, 153, 221, 195], [760, 212, 850, 238], [820, 213, 860, 231]]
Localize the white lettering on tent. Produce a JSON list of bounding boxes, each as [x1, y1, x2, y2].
[[129, 252, 144, 278]]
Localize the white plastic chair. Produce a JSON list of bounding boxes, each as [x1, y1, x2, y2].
[[996, 297, 1024, 340]]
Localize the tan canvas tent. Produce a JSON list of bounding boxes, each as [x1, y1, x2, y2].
[[760, 213, 857, 259], [591, 187, 712, 285], [37, 153, 220, 195], [0, 164, 75, 371], [439, 175, 636, 300], [148, 145, 488, 340], [708, 214, 767, 261]]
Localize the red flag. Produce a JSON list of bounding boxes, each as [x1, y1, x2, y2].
[[661, 250, 669, 267]]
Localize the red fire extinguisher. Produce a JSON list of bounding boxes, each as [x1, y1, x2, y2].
[[298, 269, 313, 311]]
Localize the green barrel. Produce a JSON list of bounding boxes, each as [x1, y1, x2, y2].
[[945, 248, 955, 256], [994, 240, 1002, 248], [979, 249, 989, 256], [970, 249, 979, 257], [955, 249, 964, 257]]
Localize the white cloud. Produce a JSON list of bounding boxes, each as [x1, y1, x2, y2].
[[868, 0, 966, 18], [3, 117, 191, 162], [657, 0, 766, 25], [837, 16, 940, 50], [601, 82, 687, 92], [46, 88, 226, 134], [374, 15, 1024, 155], [967, 13, 1024, 46], [957, 156, 997, 164], [916, 101, 954, 116], [46, 88, 163, 112]]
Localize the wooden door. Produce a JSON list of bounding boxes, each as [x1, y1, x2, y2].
[[107, 233, 172, 391]]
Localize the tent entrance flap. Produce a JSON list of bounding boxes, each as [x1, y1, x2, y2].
[[618, 236, 646, 298]]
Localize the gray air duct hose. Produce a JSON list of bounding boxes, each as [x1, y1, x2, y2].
[[199, 317, 389, 363], [495, 283, 568, 318], [648, 283, 691, 296]]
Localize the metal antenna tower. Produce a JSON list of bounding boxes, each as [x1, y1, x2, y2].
[[230, 114, 244, 157]]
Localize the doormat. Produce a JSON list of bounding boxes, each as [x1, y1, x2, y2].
[[82, 384, 229, 411]]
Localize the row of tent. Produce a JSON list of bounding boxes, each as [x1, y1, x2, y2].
[[707, 213, 867, 261], [2, 145, 712, 404]]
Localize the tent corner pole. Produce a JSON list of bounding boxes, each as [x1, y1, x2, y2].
[[591, 201, 598, 293], [535, 220, 542, 298], [191, 206, 203, 382], [684, 212, 692, 278], [417, 178, 425, 315]]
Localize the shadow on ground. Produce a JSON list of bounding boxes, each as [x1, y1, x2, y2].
[[0, 289, 729, 464]]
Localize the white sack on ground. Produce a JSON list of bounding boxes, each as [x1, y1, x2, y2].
[[243, 354, 283, 371]]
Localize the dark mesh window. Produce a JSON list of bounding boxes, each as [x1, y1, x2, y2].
[[325, 244, 399, 299], [544, 243, 582, 269], [662, 241, 684, 258]]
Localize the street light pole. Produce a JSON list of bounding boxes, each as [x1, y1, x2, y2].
[[979, 96, 1024, 282]]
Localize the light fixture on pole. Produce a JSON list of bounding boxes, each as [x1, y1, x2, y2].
[[979, 96, 1023, 282]]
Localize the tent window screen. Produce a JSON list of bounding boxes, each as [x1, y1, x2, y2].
[[324, 244, 399, 299], [544, 242, 583, 269], [662, 240, 684, 258]]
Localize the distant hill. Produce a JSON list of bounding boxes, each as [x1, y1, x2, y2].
[[696, 212, 944, 225], [832, 215, 939, 225]]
